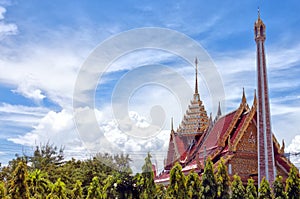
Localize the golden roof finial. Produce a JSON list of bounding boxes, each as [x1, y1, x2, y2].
[[253, 89, 257, 107], [242, 87, 247, 104]]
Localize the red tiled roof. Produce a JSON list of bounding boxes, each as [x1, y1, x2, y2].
[[175, 135, 186, 156], [222, 112, 249, 152], [199, 111, 237, 151], [231, 112, 248, 142], [154, 172, 170, 183]]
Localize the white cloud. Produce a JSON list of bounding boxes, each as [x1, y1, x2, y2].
[[0, 6, 6, 20], [0, 103, 49, 129], [7, 105, 170, 172], [8, 109, 75, 145], [7, 108, 89, 160], [0, 6, 17, 39], [13, 76, 46, 102], [286, 135, 300, 169], [0, 42, 87, 108], [287, 135, 300, 153]]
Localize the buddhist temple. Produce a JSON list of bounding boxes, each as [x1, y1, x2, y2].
[[154, 12, 295, 186]]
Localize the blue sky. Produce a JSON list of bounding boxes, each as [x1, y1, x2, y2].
[[0, 0, 300, 170]]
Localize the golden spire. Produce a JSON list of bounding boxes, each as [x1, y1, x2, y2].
[[195, 57, 199, 94], [242, 87, 247, 104], [171, 117, 174, 133], [253, 89, 257, 107], [217, 101, 222, 117]]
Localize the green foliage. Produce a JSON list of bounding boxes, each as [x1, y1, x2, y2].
[[167, 162, 187, 198], [114, 172, 134, 199], [0, 181, 7, 198], [70, 180, 83, 199], [216, 158, 230, 199], [86, 176, 102, 199], [3, 143, 300, 199], [28, 169, 50, 198], [186, 171, 201, 199], [102, 175, 118, 199], [29, 143, 64, 182], [47, 178, 67, 199], [9, 161, 30, 199], [258, 177, 272, 199], [285, 166, 300, 199], [200, 157, 217, 199], [273, 175, 286, 199], [139, 152, 156, 199], [0, 156, 26, 183], [286, 166, 300, 199], [231, 174, 245, 199], [245, 178, 257, 199], [155, 183, 166, 199]]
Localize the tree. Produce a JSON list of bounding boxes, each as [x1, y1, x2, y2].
[[155, 183, 166, 199], [102, 175, 118, 199], [86, 176, 102, 199], [70, 180, 83, 199], [0, 181, 7, 198], [216, 158, 230, 199], [258, 177, 272, 199], [231, 174, 245, 199], [273, 175, 286, 199], [167, 162, 187, 198], [200, 157, 217, 199], [245, 178, 257, 199], [114, 172, 134, 199], [47, 178, 67, 199], [9, 161, 30, 199], [139, 152, 156, 199], [285, 166, 300, 199], [28, 169, 50, 198], [29, 143, 64, 183], [186, 171, 201, 199]]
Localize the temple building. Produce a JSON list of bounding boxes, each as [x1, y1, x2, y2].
[[154, 13, 295, 186]]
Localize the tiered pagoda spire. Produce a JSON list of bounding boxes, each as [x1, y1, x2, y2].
[[177, 58, 209, 136], [255, 9, 276, 184]]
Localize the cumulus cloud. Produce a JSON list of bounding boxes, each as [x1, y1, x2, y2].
[[7, 106, 170, 172], [7, 108, 88, 160], [287, 135, 300, 153], [286, 135, 300, 168], [8, 109, 75, 145]]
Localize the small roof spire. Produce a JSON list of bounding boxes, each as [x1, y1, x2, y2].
[[242, 87, 247, 104], [171, 117, 174, 132], [195, 57, 199, 94], [253, 89, 257, 106], [217, 101, 222, 117], [258, 7, 260, 19]]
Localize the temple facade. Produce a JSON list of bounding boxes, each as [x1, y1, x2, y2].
[[155, 13, 295, 186]]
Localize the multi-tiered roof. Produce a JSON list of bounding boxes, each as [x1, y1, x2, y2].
[[177, 58, 209, 136], [165, 58, 209, 170]]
